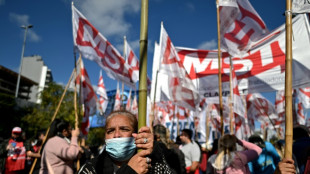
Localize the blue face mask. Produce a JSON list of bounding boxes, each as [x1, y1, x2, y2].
[[105, 137, 136, 162]]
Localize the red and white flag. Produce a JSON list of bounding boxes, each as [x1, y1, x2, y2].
[[297, 102, 306, 125], [158, 24, 199, 110], [231, 63, 245, 117], [72, 5, 135, 88], [275, 90, 285, 114], [113, 83, 122, 111], [97, 70, 108, 114], [219, 0, 268, 57], [124, 40, 139, 84], [131, 95, 138, 116], [126, 89, 132, 111], [77, 59, 97, 135], [298, 87, 310, 109], [246, 93, 278, 129]]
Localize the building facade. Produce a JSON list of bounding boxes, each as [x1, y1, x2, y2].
[[21, 55, 53, 103]]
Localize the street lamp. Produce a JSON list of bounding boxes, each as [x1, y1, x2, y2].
[[15, 25, 33, 98]]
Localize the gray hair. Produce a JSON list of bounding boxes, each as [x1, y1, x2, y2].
[[105, 110, 138, 133]]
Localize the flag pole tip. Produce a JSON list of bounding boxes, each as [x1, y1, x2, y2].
[[71, 1, 74, 6], [161, 21, 163, 26]]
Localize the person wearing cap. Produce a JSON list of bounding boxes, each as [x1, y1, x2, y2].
[[179, 129, 201, 174], [0, 127, 30, 174]]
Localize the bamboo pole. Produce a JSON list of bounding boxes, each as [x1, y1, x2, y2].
[[216, 0, 224, 135], [74, 55, 81, 171], [284, 0, 293, 159], [29, 68, 75, 174], [138, 0, 149, 129], [229, 57, 234, 134], [121, 36, 126, 110]]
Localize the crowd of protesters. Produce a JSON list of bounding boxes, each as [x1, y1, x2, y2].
[[0, 111, 309, 174]]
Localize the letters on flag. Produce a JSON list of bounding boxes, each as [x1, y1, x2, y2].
[[97, 70, 108, 114], [77, 59, 97, 135], [72, 5, 135, 88], [158, 24, 199, 110], [292, 0, 310, 13], [219, 0, 268, 57]]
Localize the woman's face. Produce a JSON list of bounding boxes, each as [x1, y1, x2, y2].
[[105, 114, 134, 139]]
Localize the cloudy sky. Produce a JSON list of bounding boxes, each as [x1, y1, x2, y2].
[[0, 0, 285, 96]]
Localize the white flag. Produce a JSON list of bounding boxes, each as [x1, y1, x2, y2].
[[219, 0, 268, 57], [125, 40, 139, 84], [113, 83, 122, 111], [72, 5, 135, 88], [158, 24, 199, 110], [293, 0, 310, 13], [298, 87, 310, 109], [77, 59, 97, 135], [231, 64, 245, 117], [297, 102, 306, 125], [97, 70, 108, 114]]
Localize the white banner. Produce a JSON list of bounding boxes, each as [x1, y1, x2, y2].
[[293, 0, 310, 13]]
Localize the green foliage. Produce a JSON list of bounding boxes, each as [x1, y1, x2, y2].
[[86, 127, 105, 147], [22, 82, 76, 136], [0, 93, 30, 138]]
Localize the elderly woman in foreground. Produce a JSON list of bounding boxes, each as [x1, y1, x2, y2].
[[79, 110, 173, 174]]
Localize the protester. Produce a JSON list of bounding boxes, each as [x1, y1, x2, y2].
[[248, 134, 281, 174], [206, 134, 262, 174], [292, 125, 310, 174], [179, 129, 201, 174], [153, 124, 186, 174], [27, 131, 45, 174], [78, 110, 174, 174], [0, 127, 30, 174], [39, 119, 81, 174]]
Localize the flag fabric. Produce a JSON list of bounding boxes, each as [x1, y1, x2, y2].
[[131, 94, 138, 116], [113, 83, 122, 111], [298, 87, 310, 109], [218, 0, 238, 7], [246, 93, 278, 130], [77, 59, 97, 135], [292, 0, 310, 13], [297, 102, 306, 125], [72, 5, 135, 88], [275, 90, 285, 114], [219, 0, 268, 57], [231, 63, 245, 117], [124, 40, 139, 84], [158, 24, 199, 110], [97, 70, 108, 114], [125, 89, 132, 111]]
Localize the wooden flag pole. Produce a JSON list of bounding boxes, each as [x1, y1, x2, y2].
[[284, 0, 293, 159], [205, 105, 211, 146], [74, 55, 81, 171], [229, 57, 234, 134], [216, 0, 224, 135], [138, 0, 149, 129], [29, 68, 75, 174]]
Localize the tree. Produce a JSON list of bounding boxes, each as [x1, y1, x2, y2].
[[22, 82, 76, 136]]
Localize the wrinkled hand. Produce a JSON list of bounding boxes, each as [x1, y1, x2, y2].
[[128, 150, 151, 174], [274, 158, 296, 174], [132, 126, 154, 154]]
